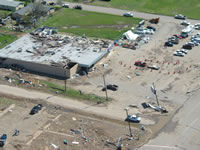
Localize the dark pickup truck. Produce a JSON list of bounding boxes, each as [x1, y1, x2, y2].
[[0, 134, 7, 147]]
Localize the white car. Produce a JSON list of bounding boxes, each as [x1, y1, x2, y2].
[[181, 21, 190, 26], [126, 115, 141, 123], [62, 3, 69, 8], [123, 12, 134, 17], [175, 14, 186, 20], [173, 51, 185, 57], [195, 23, 200, 30], [180, 49, 188, 54]]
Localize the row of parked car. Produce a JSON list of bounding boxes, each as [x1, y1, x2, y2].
[[173, 33, 200, 57], [62, 3, 82, 10], [164, 35, 181, 47]]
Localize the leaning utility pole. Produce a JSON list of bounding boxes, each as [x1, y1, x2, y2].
[[124, 108, 133, 137], [103, 74, 108, 101], [151, 83, 159, 106]]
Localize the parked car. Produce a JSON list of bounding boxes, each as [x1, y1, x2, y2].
[[0, 134, 7, 147], [168, 37, 179, 44], [179, 49, 188, 54], [146, 26, 156, 31], [73, 5, 82, 10], [173, 51, 185, 57], [134, 61, 146, 67], [181, 21, 190, 26], [126, 115, 141, 123], [194, 23, 200, 30], [30, 104, 43, 115], [164, 41, 174, 47], [175, 14, 186, 20], [180, 33, 188, 38], [186, 42, 195, 47], [123, 12, 133, 17], [62, 3, 69, 8], [102, 84, 118, 91], [173, 34, 182, 39], [182, 44, 192, 50]]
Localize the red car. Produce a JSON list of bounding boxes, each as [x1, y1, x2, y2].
[[173, 34, 182, 39], [134, 61, 146, 67]]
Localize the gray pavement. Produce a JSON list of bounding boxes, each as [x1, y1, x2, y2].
[[138, 87, 200, 150]]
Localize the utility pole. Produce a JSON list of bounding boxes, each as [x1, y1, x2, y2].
[[103, 74, 108, 101], [124, 108, 132, 137], [153, 83, 159, 106], [64, 69, 66, 92]]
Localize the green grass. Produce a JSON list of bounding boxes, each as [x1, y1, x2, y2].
[[0, 33, 18, 49], [0, 97, 15, 110], [64, 0, 200, 20], [0, 10, 11, 18], [40, 81, 109, 102], [41, 8, 141, 40]]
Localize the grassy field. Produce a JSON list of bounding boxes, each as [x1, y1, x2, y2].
[[41, 8, 141, 40], [40, 80, 109, 102], [0, 33, 17, 49], [0, 10, 11, 18], [0, 97, 15, 111], [64, 0, 200, 20]]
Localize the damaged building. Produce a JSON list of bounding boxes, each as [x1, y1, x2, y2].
[[0, 27, 112, 78]]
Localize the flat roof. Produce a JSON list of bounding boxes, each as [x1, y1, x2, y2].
[[0, 34, 110, 68], [0, 0, 23, 8]]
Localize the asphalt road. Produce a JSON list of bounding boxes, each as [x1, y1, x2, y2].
[[65, 2, 200, 24], [138, 87, 200, 150]]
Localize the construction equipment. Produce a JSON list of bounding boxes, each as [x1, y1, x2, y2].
[[149, 18, 160, 24]]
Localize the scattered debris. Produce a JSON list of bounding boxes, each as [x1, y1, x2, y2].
[[63, 140, 68, 145], [13, 129, 20, 136], [127, 75, 131, 79], [141, 102, 149, 109], [70, 129, 81, 135], [141, 125, 145, 131], [72, 117, 77, 121], [81, 136, 89, 142], [50, 143, 58, 149], [128, 104, 138, 108], [72, 141, 79, 145]]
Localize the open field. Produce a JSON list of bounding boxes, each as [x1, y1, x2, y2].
[[0, 33, 17, 49], [64, 0, 200, 19], [0, 10, 11, 18], [41, 8, 141, 39]]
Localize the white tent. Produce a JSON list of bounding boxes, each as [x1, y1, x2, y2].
[[123, 30, 139, 41]]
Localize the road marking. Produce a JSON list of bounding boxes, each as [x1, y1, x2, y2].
[[44, 130, 74, 137], [26, 130, 43, 145], [52, 114, 62, 122], [144, 145, 182, 149]]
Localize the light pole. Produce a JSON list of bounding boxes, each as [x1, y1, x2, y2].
[[124, 108, 132, 137], [103, 74, 108, 101]]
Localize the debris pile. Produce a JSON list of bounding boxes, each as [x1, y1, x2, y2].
[[119, 21, 156, 50]]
